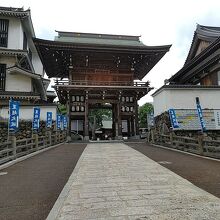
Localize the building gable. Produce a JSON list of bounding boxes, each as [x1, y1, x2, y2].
[[185, 24, 220, 65]]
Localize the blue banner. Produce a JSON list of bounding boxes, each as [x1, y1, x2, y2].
[[9, 100, 20, 131], [46, 112, 52, 128], [148, 112, 154, 127], [196, 103, 206, 132], [56, 114, 61, 130], [63, 115, 67, 129], [61, 115, 64, 131], [168, 109, 180, 129], [33, 107, 40, 130]]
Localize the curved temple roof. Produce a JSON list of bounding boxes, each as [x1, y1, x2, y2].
[[169, 24, 220, 84], [33, 32, 171, 80], [185, 24, 220, 65]]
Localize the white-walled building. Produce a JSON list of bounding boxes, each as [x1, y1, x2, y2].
[[0, 6, 57, 120], [152, 85, 220, 116], [152, 25, 220, 130]]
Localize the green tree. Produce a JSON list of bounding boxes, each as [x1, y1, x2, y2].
[[139, 103, 154, 128], [89, 109, 112, 128], [58, 104, 67, 115]]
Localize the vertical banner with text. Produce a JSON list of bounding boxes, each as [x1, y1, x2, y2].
[[168, 109, 180, 129], [63, 115, 67, 130], [56, 114, 61, 130], [196, 97, 206, 132], [9, 100, 20, 132], [46, 112, 52, 128], [33, 107, 40, 130], [147, 112, 154, 129]]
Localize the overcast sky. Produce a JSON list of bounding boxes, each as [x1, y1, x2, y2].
[[2, 0, 220, 105]]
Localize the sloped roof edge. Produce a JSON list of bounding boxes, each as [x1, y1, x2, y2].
[[185, 24, 220, 64]]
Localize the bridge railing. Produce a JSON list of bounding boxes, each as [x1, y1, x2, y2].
[[149, 130, 220, 159], [0, 131, 67, 165]]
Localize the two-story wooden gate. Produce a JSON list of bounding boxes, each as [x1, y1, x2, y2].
[[34, 32, 171, 140]]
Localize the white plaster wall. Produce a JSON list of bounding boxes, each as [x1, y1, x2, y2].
[[0, 16, 44, 77], [5, 72, 32, 92], [0, 56, 15, 67], [0, 16, 23, 49], [32, 52, 44, 76], [153, 90, 168, 116], [153, 88, 220, 116], [0, 106, 57, 120]]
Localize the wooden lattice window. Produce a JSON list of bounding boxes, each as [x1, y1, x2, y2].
[[0, 64, 6, 91], [0, 19, 9, 47]]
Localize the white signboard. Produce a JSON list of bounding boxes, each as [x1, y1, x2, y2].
[[173, 109, 220, 130]]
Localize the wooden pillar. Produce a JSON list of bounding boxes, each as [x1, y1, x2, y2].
[[84, 91, 89, 140], [131, 116, 135, 136], [112, 104, 116, 138], [117, 102, 122, 139], [134, 97, 139, 137], [67, 97, 71, 141], [127, 118, 131, 137], [114, 103, 119, 138]]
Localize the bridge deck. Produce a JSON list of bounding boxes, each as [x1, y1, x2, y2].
[[48, 143, 220, 220], [0, 143, 86, 220], [1, 142, 220, 220]]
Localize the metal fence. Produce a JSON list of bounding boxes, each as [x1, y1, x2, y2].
[[0, 131, 67, 165]]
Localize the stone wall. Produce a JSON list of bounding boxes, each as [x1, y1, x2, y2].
[[0, 120, 56, 142]]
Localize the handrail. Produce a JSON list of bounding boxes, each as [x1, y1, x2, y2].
[[54, 79, 150, 87], [0, 131, 67, 165], [150, 131, 220, 159]]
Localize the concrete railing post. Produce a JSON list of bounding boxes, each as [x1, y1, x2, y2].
[[170, 131, 174, 146], [54, 131, 58, 144], [58, 131, 61, 143], [8, 133, 17, 159], [33, 133, 39, 151], [198, 133, 204, 155], [47, 130, 52, 146], [151, 129, 155, 144]]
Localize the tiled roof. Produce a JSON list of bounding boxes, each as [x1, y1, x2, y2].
[[0, 6, 30, 17], [152, 84, 220, 97], [185, 24, 220, 64], [55, 31, 146, 48]]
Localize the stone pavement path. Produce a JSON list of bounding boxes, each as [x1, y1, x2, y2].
[[47, 143, 220, 220]]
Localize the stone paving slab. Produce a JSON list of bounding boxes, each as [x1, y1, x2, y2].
[[47, 143, 220, 220]]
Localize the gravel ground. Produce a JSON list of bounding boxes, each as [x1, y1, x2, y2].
[[0, 143, 86, 220], [127, 142, 220, 198]]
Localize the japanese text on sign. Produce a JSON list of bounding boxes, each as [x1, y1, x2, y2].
[[9, 100, 20, 131], [168, 109, 180, 129], [46, 112, 52, 128], [33, 107, 40, 130]]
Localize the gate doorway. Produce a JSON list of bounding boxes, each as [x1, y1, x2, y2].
[[89, 103, 113, 140]]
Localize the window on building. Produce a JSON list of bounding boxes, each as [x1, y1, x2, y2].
[[0, 19, 9, 47], [0, 64, 6, 91], [23, 32, 27, 50]]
